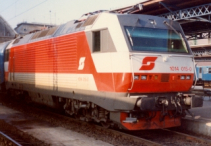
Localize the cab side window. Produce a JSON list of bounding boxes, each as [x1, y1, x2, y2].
[[92, 29, 116, 53], [93, 31, 100, 52]]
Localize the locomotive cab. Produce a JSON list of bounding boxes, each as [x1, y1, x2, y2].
[[84, 13, 203, 129]]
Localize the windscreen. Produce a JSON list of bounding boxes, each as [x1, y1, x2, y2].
[[125, 26, 189, 53]]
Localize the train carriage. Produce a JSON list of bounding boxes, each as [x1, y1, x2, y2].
[[195, 62, 211, 88], [0, 12, 203, 130]]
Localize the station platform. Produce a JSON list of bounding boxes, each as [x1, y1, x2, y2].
[[0, 104, 112, 146], [181, 96, 211, 136]]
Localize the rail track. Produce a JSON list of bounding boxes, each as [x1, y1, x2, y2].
[[162, 129, 211, 145], [0, 118, 49, 146], [127, 128, 211, 146], [0, 131, 22, 146], [0, 95, 211, 146], [190, 87, 211, 97], [0, 95, 162, 146]]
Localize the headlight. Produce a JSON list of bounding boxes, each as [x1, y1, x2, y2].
[[134, 75, 139, 80], [186, 75, 191, 80], [180, 75, 185, 80], [141, 75, 147, 80]]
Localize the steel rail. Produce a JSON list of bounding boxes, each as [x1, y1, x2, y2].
[[0, 131, 22, 146], [162, 129, 211, 145]]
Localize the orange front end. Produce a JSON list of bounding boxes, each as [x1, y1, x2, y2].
[[120, 111, 181, 130]]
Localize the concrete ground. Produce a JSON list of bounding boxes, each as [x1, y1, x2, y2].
[[0, 104, 113, 146]]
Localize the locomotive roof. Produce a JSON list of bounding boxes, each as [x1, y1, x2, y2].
[[10, 12, 178, 47], [11, 13, 101, 46]]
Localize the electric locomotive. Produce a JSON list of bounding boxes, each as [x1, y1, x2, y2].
[[0, 12, 203, 130]]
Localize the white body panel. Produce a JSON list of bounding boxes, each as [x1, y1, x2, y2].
[[89, 13, 129, 53], [132, 55, 194, 73], [11, 73, 98, 91], [92, 52, 131, 73]]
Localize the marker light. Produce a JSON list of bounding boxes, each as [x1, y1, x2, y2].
[[180, 75, 185, 80], [186, 75, 191, 80], [134, 75, 139, 80], [141, 75, 147, 80]]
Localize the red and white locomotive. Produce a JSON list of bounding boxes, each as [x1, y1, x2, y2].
[[0, 11, 202, 130]]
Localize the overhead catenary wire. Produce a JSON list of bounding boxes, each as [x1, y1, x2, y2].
[[0, 0, 20, 14], [7, 0, 48, 22]]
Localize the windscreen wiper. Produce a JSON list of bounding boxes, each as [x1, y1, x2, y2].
[[126, 29, 134, 46], [163, 20, 189, 53]]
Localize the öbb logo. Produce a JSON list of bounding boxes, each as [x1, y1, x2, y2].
[[78, 57, 86, 70], [139, 57, 157, 70]]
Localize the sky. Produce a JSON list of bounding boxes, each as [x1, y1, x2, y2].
[[0, 0, 145, 29]]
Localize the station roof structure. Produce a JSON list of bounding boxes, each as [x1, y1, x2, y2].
[[0, 15, 17, 43], [14, 22, 55, 36], [111, 0, 211, 38]]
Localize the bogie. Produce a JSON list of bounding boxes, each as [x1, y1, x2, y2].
[[64, 98, 110, 124]]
